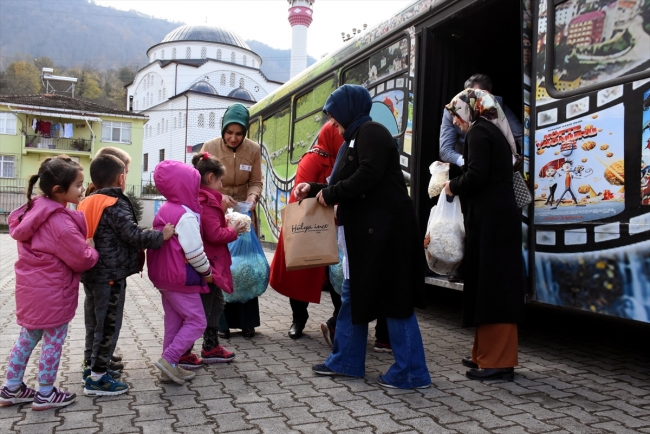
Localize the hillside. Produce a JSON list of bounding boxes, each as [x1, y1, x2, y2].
[[0, 0, 314, 82]]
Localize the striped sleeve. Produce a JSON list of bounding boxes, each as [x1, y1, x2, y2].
[[175, 213, 212, 276]]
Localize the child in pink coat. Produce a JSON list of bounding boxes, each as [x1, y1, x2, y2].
[[187, 152, 245, 367], [1, 156, 99, 410]]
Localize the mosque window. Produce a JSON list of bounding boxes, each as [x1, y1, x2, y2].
[[161, 49, 165, 60], [174, 117, 177, 129], [158, 90, 161, 102], [217, 49, 222, 60], [221, 74, 226, 86], [239, 78, 245, 88], [198, 114, 205, 128], [231, 52, 236, 63], [230, 73, 235, 87], [162, 88, 166, 100], [243, 55, 247, 66], [252, 59, 256, 68], [154, 52, 157, 60], [157, 123, 160, 135], [201, 47, 207, 59], [142, 97, 145, 108], [186, 47, 191, 59], [172, 48, 177, 59], [209, 112, 215, 129]]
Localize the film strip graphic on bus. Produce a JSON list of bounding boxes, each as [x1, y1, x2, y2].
[[533, 0, 650, 322]]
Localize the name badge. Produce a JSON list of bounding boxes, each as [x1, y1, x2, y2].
[[240, 164, 252, 172]]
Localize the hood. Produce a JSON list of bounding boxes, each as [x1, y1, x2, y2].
[[323, 84, 372, 142], [154, 160, 201, 213], [9, 196, 67, 241], [221, 103, 250, 137], [316, 121, 345, 168]]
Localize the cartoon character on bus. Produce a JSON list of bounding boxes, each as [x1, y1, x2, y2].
[[551, 159, 588, 209]]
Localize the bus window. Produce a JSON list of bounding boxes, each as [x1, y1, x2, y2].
[[262, 106, 291, 180], [248, 117, 260, 143], [343, 37, 409, 86], [542, 0, 650, 97], [295, 77, 337, 119]]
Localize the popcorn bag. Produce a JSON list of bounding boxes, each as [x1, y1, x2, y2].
[[424, 194, 465, 275], [224, 217, 270, 303], [282, 198, 339, 271], [427, 161, 449, 198]]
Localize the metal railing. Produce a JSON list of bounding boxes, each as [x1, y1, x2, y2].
[[24, 135, 92, 152]]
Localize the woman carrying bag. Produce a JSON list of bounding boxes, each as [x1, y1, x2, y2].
[[201, 104, 263, 339]]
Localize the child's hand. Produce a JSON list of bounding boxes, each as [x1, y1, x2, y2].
[[229, 220, 246, 234], [86, 238, 95, 248], [221, 194, 237, 210], [162, 223, 175, 241], [204, 274, 213, 284]]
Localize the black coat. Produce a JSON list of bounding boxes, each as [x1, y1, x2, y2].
[[310, 121, 426, 324], [449, 118, 525, 327]]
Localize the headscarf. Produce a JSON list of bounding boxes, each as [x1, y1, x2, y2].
[[323, 84, 373, 143], [308, 122, 345, 169], [445, 88, 517, 155], [221, 103, 250, 138]]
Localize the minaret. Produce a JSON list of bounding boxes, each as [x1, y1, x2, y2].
[[288, 0, 314, 79]]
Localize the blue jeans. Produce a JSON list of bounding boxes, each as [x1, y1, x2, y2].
[[325, 279, 431, 388]]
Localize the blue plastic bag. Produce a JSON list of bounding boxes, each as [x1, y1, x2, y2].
[[224, 228, 270, 303], [328, 242, 344, 295]]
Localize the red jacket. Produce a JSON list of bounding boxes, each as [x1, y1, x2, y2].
[[198, 185, 238, 293]]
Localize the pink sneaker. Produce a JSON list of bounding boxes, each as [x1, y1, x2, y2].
[[201, 345, 235, 363]]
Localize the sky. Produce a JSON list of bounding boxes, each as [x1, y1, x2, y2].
[[95, 0, 415, 59]]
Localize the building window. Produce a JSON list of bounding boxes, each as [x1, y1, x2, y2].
[[186, 47, 191, 59], [158, 90, 161, 101], [161, 49, 165, 60], [252, 59, 256, 68], [162, 88, 166, 100], [239, 78, 245, 88], [159, 149, 165, 162], [231, 52, 236, 63], [201, 47, 207, 59], [243, 55, 247, 66], [220, 74, 226, 86], [174, 117, 177, 129], [101, 121, 131, 144], [230, 73, 235, 87], [217, 49, 222, 60], [172, 48, 177, 59], [143, 153, 148, 172], [209, 112, 215, 129], [0, 155, 16, 178], [198, 114, 204, 128], [0, 112, 17, 135], [179, 112, 183, 128], [157, 123, 160, 135], [153, 52, 157, 60]]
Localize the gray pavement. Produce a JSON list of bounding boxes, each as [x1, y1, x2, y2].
[[0, 233, 649, 433]]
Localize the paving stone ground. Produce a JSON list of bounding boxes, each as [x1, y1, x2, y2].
[[1, 234, 649, 433]]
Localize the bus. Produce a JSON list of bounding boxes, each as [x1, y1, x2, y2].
[[248, 0, 650, 324]]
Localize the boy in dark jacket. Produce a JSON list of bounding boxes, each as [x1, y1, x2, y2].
[[78, 153, 174, 396]]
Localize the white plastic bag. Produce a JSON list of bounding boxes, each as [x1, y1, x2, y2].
[[424, 194, 464, 275], [427, 161, 449, 198]]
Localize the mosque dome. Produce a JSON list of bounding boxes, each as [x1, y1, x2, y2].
[[228, 87, 255, 102], [189, 80, 218, 95], [160, 25, 251, 50]]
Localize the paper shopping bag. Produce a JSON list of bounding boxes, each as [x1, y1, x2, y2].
[[282, 198, 339, 271]]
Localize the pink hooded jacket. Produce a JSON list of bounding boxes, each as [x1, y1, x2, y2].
[[198, 185, 237, 293], [9, 196, 99, 329]]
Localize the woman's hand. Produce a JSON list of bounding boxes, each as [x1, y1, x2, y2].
[[221, 194, 237, 211], [247, 193, 258, 211], [443, 181, 453, 196], [316, 190, 329, 206], [294, 183, 311, 201], [229, 220, 247, 235]]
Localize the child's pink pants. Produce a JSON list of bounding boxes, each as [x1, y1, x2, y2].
[[159, 290, 206, 364]]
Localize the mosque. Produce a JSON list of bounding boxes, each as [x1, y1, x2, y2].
[[127, 1, 316, 186]]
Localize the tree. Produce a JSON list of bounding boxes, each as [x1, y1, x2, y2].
[[117, 66, 135, 85], [68, 66, 102, 100], [1, 61, 41, 94], [33, 57, 56, 72]]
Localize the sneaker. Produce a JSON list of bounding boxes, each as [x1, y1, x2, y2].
[[82, 368, 121, 384], [320, 323, 334, 349], [108, 360, 124, 372], [160, 366, 195, 384], [154, 358, 185, 385], [178, 352, 203, 370], [110, 355, 123, 363], [31, 387, 76, 410], [84, 374, 129, 396], [377, 375, 431, 390], [312, 363, 339, 376], [373, 340, 393, 353], [0, 383, 36, 406], [202, 345, 235, 364]]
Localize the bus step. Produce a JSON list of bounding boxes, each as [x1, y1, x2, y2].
[[425, 276, 463, 291]]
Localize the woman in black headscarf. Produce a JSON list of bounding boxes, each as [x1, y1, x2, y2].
[[294, 85, 430, 389]]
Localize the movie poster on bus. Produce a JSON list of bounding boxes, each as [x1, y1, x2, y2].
[[642, 89, 650, 205], [534, 103, 625, 225]]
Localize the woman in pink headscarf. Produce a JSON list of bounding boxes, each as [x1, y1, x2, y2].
[[270, 122, 344, 340]]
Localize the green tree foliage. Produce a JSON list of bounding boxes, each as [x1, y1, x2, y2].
[[126, 191, 143, 222], [118, 67, 136, 85], [1, 61, 41, 95]]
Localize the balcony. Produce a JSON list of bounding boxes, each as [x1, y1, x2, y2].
[[24, 135, 92, 155]]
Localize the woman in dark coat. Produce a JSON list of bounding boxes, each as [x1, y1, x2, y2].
[[443, 88, 525, 381], [294, 84, 431, 389]]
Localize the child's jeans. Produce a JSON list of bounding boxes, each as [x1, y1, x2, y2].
[[160, 290, 206, 363], [4, 324, 68, 388]]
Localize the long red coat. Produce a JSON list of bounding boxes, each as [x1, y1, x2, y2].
[[270, 123, 344, 303]]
